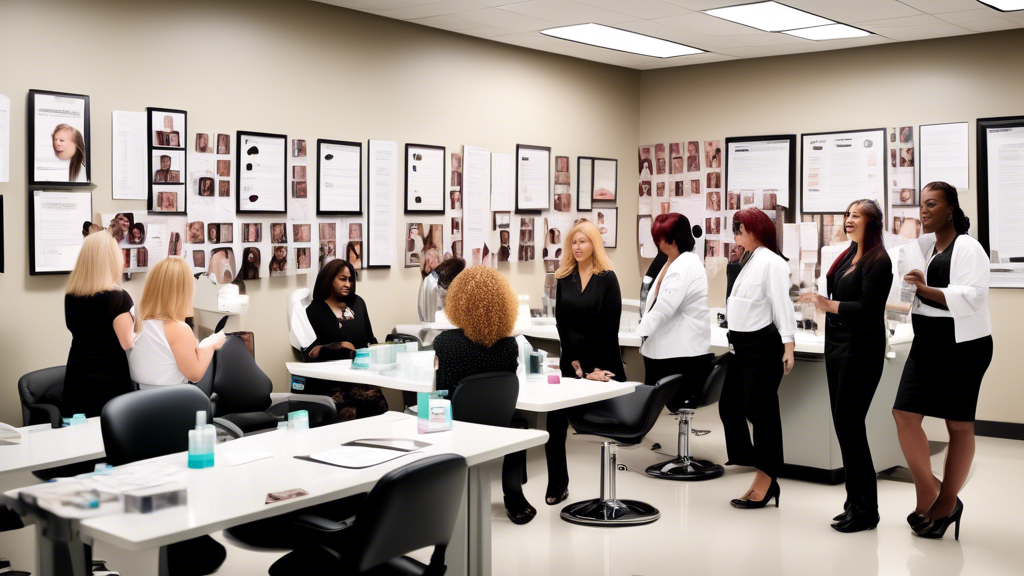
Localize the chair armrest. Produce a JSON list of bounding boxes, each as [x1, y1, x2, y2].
[[27, 403, 63, 429], [212, 418, 245, 439], [289, 513, 355, 533], [270, 393, 336, 412]]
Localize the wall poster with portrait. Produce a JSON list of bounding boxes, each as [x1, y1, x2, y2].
[[28, 90, 91, 186], [147, 107, 187, 215]]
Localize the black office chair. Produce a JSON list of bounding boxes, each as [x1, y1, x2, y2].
[[268, 454, 468, 576], [560, 374, 682, 527], [100, 386, 227, 576], [210, 336, 338, 437], [450, 372, 519, 426], [646, 354, 729, 481], [18, 366, 65, 428]]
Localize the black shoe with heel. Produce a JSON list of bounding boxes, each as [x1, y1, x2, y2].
[[545, 482, 569, 506], [504, 494, 536, 525], [730, 478, 780, 509], [907, 511, 928, 529], [832, 505, 879, 533], [914, 498, 963, 540]]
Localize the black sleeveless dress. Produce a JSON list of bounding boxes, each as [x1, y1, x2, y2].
[[893, 235, 994, 421]]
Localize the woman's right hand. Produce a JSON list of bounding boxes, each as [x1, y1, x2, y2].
[[199, 332, 226, 350], [571, 360, 584, 378]]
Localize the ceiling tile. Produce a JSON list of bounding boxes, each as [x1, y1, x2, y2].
[[784, 0, 924, 24], [367, 0, 507, 20], [459, 26, 522, 38], [897, 0, 986, 14], [457, 7, 559, 31], [934, 8, 1001, 24], [718, 44, 815, 58], [573, 0, 693, 19], [871, 22, 973, 40], [409, 14, 490, 31], [658, 0, 739, 10], [857, 14, 949, 29], [314, 0, 439, 10], [500, 0, 640, 26], [958, 17, 1023, 32], [615, 19, 750, 49], [652, 12, 763, 35], [731, 32, 814, 46]]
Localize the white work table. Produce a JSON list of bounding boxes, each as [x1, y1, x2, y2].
[[3, 412, 548, 576], [0, 418, 104, 478], [287, 360, 638, 413]]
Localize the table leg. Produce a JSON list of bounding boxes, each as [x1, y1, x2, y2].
[[34, 522, 89, 576], [448, 460, 496, 576]]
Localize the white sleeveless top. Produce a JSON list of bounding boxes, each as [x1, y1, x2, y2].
[[129, 319, 190, 388]]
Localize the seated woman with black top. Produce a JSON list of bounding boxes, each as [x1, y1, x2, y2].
[[431, 266, 527, 523], [62, 231, 136, 417], [304, 259, 388, 421]]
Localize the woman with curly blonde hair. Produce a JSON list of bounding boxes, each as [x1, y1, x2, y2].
[[432, 266, 530, 523]]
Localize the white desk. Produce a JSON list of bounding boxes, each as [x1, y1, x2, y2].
[[286, 360, 638, 413], [3, 412, 548, 576], [0, 419, 105, 479], [519, 323, 643, 348]]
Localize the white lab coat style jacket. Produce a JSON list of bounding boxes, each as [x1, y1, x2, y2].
[[912, 233, 992, 343], [635, 251, 710, 359]]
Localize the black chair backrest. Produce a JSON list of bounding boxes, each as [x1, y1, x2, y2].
[[571, 374, 682, 445], [634, 374, 683, 440], [100, 385, 212, 466], [450, 372, 519, 428], [385, 333, 421, 346], [701, 354, 731, 407], [194, 357, 215, 399], [352, 454, 467, 573], [665, 354, 715, 412], [18, 366, 66, 427], [210, 335, 273, 416]]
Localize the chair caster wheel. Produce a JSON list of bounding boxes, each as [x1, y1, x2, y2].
[[617, 464, 627, 471], [650, 443, 661, 450]]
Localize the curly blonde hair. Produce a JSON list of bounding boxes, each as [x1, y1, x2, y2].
[[445, 266, 518, 347]]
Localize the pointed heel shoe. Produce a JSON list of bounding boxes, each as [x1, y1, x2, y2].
[[730, 479, 780, 509]]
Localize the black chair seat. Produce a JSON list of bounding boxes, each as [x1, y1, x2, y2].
[[216, 411, 280, 435]]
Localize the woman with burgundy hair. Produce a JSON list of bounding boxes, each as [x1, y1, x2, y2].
[[800, 199, 892, 532], [719, 208, 796, 510]]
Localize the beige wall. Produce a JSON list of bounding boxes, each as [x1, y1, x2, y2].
[[0, 0, 641, 426], [639, 29, 1024, 424]]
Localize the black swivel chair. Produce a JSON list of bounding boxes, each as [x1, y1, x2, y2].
[[18, 366, 66, 428], [100, 385, 227, 576], [560, 374, 682, 527], [450, 372, 519, 426], [268, 454, 468, 576], [646, 354, 729, 481]]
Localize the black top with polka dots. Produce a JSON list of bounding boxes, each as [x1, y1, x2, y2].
[[432, 329, 519, 396]]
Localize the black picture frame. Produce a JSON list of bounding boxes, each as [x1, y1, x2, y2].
[[236, 131, 288, 214], [515, 144, 551, 214], [28, 89, 91, 187], [29, 190, 92, 275], [725, 135, 796, 222], [147, 107, 188, 215], [404, 143, 446, 215], [799, 129, 887, 220], [977, 115, 1024, 260], [316, 139, 362, 215]]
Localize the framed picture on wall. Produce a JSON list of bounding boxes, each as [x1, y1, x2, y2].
[[595, 207, 617, 249], [316, 139, 362, 215], [28, 89, 91, 186], [29, 190, 93, 275], [405, 143, 446, 214], [577, 157, 593, 211], [515, 144, 550, 213], [236, 131, 288, 214], [593, 158, 617, 203], [147, 107, 187, 214]]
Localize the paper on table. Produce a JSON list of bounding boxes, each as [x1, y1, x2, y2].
[[218, 450, 276, 467], [81, 462, 185, 494], [112, 111, 148, 200], [0, 94, 9, 182], [308, 445, 414, 469]]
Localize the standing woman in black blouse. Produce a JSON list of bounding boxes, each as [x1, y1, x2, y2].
[[304, 259, 388, 421], [63, 231, 136, 417], [550, 220, 625, 506], [893, 182, 993, 539], [800, 200, 892, 532]]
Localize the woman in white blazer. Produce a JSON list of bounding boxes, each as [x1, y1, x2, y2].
[[635, 213, 711, 389], [893, 182, 993, 540]]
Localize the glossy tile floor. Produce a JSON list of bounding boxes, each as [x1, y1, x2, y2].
[[82, 407, 1024, 575]]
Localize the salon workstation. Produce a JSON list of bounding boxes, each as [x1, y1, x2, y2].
[[3, 1, 1024, 575]]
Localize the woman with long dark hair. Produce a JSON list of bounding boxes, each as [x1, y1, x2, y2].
[[800, 200, 892, 531], [893, 182, 992, 539], [719, 208, 796, 509]]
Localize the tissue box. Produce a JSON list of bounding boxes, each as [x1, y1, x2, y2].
[[123, 485, 188, 514]]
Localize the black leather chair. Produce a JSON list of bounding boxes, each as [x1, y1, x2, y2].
[[18, 366, 65, 428], [100, 385, 227, 576], [210, 336, 338, 437], [646, 354, 728, 481], [268, 454, 468, 576], [450, 372, 518, 427], [560, 374, 683, 527]]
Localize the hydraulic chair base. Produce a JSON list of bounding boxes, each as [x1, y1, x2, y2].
[[645, 410, 724, 481], [559, 441, 660, 527]]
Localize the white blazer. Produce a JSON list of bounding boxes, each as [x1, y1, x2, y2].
[[635, 252, 710, 359], [912, 233, 992, 343]]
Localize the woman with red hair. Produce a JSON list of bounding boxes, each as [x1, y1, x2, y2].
[[720, 208, 797, 509]]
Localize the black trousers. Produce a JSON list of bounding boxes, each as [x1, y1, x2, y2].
[[826, 330, 884, 509], [719, 325, 785, 478], [502, 419, 528, 499], [545, 410, 570, 488]]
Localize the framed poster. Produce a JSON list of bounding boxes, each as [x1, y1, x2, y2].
[[593, 158, 618, 203], [977, 115, 1024, 288], [316, 139, 362, 215], [596, 207, 617, 249], [146, 107, 187, 214], [725, 135, 796, 219], [404, 143, 445, 214], [515, 144, 550, 213], [28, 90, 91, 186], [577, 157, 593, 211], [29, 190, 93, 275], [236, 131, 288, 214], [800, 128, 886, 216]]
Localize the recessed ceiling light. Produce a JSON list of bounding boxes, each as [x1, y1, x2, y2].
[[704, 1, 834, 33], [975, 0, 1024, 11], [783, 23, 871, 40], [540, 23, 704, 58]]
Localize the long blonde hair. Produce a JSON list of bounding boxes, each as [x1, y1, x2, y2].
[[137, 257, 194, 332], [66, 231, 122, 296], [555, 221, 613, 279]]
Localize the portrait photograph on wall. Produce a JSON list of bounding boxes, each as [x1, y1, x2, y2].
[[28, 90, 91, 186]]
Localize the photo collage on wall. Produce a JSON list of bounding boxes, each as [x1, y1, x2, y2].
[[889, 125, 921, 240], [101, 211, 186, 274], [639, 138, 716, 261], [148, 108, 187, 214]]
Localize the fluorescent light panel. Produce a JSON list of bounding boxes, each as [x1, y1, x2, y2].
[[704, 1, 833, 32], [976, 0, 1024, 11], [540, 23, 704, 58], [783, 23, 870, 40]]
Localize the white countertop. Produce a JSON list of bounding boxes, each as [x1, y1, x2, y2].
[[0, 418, 105, 477]]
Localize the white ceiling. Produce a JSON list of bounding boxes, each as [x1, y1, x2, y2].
[[313, 0, 1024, 69]]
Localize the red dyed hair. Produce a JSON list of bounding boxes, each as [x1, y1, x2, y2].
[[734, 208, 783, 257], [651, 213, 680, 245]]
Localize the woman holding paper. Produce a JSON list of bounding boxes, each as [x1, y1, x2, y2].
[[800, 200, 892, 532], [719, 208, 796, 510], [893, 181, 992, 540]]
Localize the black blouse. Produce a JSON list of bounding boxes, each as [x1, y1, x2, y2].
[[305, 296, 377, 362], [825, 245, 893, 339], [432, 329, 519, 397], [555, 269, 626, 381], [63, 290, 134, 417], [918, 235, 960, 311]]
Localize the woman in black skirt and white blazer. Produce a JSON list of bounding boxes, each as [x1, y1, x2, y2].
[[893, 181, 993, 540]]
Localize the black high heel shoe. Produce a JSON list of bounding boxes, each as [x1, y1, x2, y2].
[[504, 495, 536, 525], [545, 482, 569, 506], [915, 498, 963, 540], [907, 511, 928, 529], [832, 505, 879, 533], [730, 478, 780, 509]]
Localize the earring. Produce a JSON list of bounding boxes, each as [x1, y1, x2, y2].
[[947, 214, 953, 221]]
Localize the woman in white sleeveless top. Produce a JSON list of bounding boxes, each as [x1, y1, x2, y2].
[[129, 257, 225, 388]]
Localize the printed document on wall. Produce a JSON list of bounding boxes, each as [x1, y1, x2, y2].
[[920, 123, 968, 191], [33, 191, 92, 273], [0, 94, 9, 182], [112, 111, 148, 200], [986, 126, 1024, 287], [367, 140, 397, 267], [463, 145, 490, 265], [802, 130, 885, 214]]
